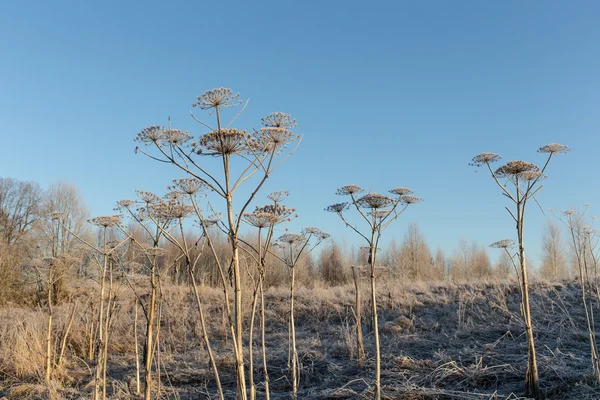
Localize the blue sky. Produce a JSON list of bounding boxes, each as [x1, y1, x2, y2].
[[1, 1, 598, 265]]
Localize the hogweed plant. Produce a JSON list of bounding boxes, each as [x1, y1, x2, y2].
[[116, 190, 224, 400], [274, 227, 329, 398], [135, 88, 301, 399], [242, 190, 295, 400], [52, 213, 131, 400], [326, 185, 422, 400], [471, 143, 569, 399], [550, 205, 600, 383]]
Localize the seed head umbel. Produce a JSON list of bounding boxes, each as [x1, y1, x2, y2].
[[115, 199, 136, 210], [538, 143, 570, 155], [356, 193, 393, 209], [369, 209, 392, 219], [136, 126, 165, 144], [490, 239, 516, 249], [336, 185, 364, 196], [89, 215, 122, 228], [261, 112, 298, 129], [518, 171, 546, 182], [326, 203, 349, 213], [400, 195, 423, 205], [470, 152, 502, 167], [172, 178, 206, 195], [195, 129, 249, 156], [267, 190, 289, 203], [257, 204, 295, 223], [49, 212, 66, 220], [495, 161, 539, 178], [253, 127, 300, 154], [136, 190, 162, 204], [161, 129, 191, 146], [192, 87, 241, 110], [302, 227, 329, 240], [389, 187, 413, 196], [243, 211, 278, 228], [277, 233, 306, 245]]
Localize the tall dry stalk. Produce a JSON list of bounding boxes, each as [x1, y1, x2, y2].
[[551, 206, 600, 382], [472, 143, 569, 399], [119, 187, 226, 399], [274, 228, 329, 398], [327, 185, 421, 400], [53, 213, 129, 400], [135, 88, 301, 399], [351, 265, 365, 364], [242, 190, 295, 400]]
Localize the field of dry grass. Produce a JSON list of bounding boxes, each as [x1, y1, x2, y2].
[[1, 277, 600, 399]]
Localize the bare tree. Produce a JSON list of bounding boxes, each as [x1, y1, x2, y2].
[[472, 143, 569, 399], [0, 177, 42, 245], [397, 223, 434, 280], [39, 181, 90, 258], [540, 219, 568, 280], [327, 185, 422, 400]]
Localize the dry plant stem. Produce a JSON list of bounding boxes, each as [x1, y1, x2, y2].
[[565, 213, 600, 380], [45, 268, 54, 383], [290, 261, 299, 398], [94, 229, 108, 400], [134, 300, 141, 396], [516, 196, 540, 399], [88, 305, 95, 361], [57, 301, 77, 367], [144, 254, 158, 400], [248, 274, 262, 400], [182, 234, 224, 399], [369, 230, 381, 400], [260, 280, 270, 400], [351, 266, 365, 364]]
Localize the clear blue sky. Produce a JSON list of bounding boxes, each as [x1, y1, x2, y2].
[[1, 1, 598, 265]]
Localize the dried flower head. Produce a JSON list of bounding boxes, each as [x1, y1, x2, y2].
[[49, 212, 66, 220], [518, 171, 546, 182], [490, 239, 515, 249], [89, 215, 122, 228], [369, 209, 392, 219], [325, 203, 349, 213], [141, 245, 168, 257], [356, 193, 393, 209], [389, 187, 413, 196], [243, 211, 279, 228], [538, 143, 570, 155], [172, 178, 206, 195], [161, 129, 191, 145], [195, 128, 249, 156], [302, 227, 329, 240], [267, 190, 289, 203], [495, 161, 539, 178], [277, 233, 306, 245], [115, 199, 136, 210], [136, 190, 161, 204], [470, 153, 502, 167], [253, 127, 299, 153], [192, 87, 241, 110], [136, 126, 165, 144], [562, 209, 576, 216], [261, 112, 298, 129], [257, 204, 295, 223], [400, 195, 423, 205], [336, 185, 364, 196]]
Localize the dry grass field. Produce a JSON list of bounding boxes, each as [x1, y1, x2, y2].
[[1, 277, 599, 400]]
